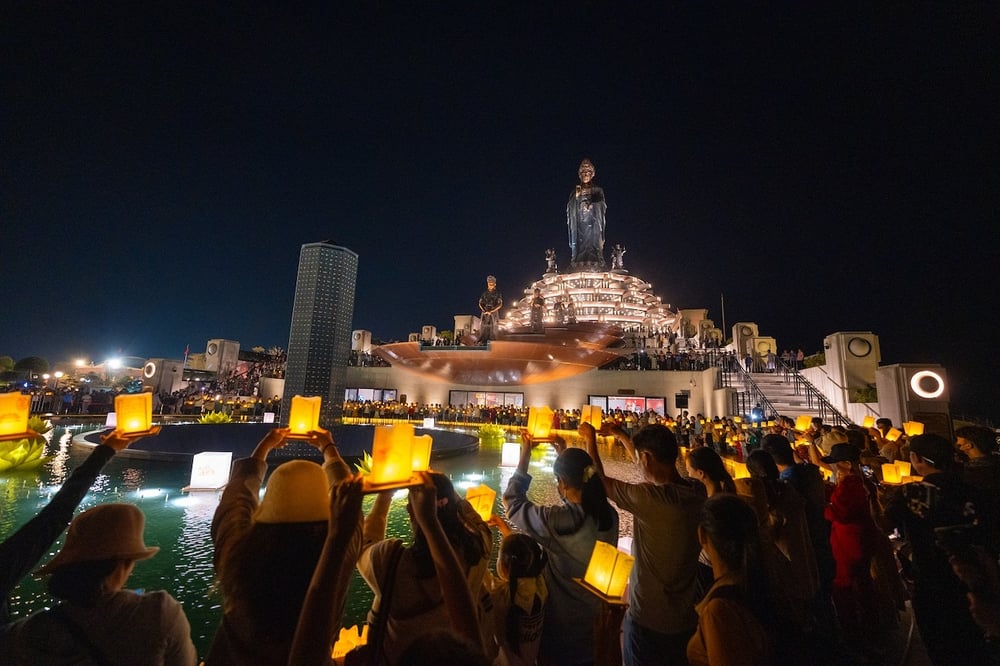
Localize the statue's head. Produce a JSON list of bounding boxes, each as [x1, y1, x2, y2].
[[486, 275, 497, 289], [578, 159, 595, 183]]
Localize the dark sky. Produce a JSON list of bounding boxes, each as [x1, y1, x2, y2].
[[3, 4, 998, 420]]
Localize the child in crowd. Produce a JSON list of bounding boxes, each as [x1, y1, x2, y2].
[[487, 533, 548, 666]]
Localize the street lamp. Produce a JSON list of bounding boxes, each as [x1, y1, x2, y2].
[[53, 371, 64, 390]]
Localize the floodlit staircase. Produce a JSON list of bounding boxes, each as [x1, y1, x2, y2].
[[733, 365, 850, 426]]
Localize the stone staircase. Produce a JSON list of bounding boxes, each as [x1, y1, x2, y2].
[[747, 371, 823, 418]]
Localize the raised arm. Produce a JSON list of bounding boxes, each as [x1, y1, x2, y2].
[[580, 422, 613, 495], [287, 475, 364, 666]]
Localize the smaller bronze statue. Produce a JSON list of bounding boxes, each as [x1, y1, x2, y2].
[[477, 275, 503, 343], [530, 288, 545, 332], [553, 297, 566, 326], [611, 243, 626, 271], [545, 248, 558, 273], [566, 296, 577, 324]]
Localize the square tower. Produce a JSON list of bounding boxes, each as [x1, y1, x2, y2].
[[282, 241, 359, 425]]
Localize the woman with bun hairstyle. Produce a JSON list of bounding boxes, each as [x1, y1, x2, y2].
[[502, 430, 619, 665]]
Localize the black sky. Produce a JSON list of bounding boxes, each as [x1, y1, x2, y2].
[[3, 3, 998, 420]]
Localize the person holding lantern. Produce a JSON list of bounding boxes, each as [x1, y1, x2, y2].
[[0, 429, 147, 624], [501, 431, 619, 665], [207, 427, 358, 665]]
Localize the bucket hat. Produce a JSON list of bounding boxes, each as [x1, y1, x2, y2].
[[37, 503, 158, 574], [254, 459, 330, 523]]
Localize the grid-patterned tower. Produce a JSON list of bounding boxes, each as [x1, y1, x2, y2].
[[282, 241, 359, 426]]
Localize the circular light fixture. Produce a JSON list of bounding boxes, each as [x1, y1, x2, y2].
[[207, 343, 218, 355], [910, 370, 945, 399], [847, 337, 872, 357]]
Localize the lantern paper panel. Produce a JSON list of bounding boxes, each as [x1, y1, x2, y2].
[[583, 541, 634, 599], [187, 452, 233, 490], [411, 434, 433, 472], [366, 424, 417, 489], [288, 395, 322, 436], [580, 405, 602, 430], [0, 392, 31, 440], [331, 624, 369, 660], [465, 484, 497, 521], [862, 416, 875, 429], [882, 463, 901, 484], [903, 421, 925, 437], [794, 415, 812, 432], [115, 393, 154, 435], [885, 427, 902, 442]]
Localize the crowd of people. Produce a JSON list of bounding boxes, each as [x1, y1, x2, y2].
[[1, 409, 999, 664]]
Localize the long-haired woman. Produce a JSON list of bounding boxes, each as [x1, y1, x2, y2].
[[502, 431, 619, 665], [685, 447, 736, 497]]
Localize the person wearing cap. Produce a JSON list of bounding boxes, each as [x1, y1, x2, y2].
[[821, 442, 880, 649], [0, 429, 146, 624], [477, 275, 503, 343], [206, 426, 357, 665], [0, 503, 196, 664], [885, 433, 993, 665]]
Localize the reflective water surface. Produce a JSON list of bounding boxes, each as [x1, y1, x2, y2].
[[0, 424, 637, 658]]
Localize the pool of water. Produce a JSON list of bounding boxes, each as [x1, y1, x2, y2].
[[0, 424, 636, 659]]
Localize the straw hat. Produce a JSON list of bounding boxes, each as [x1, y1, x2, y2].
[[37, 504, 159, 574], [254, 459, 330, 523]]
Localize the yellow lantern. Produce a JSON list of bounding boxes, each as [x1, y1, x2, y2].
[[411, 434, 433, 472], [903, 421, 925, 437], [895, 460, 911, 477], [861, 415, 875, 429], [580, 405, 602, 431], [581, 541, 634, 600], [500, 441, 521, 467], [794, 415, 812, 432], [882, 463, 901, 484], [366, 424, 416, 489], [886, 427, 902, 442], [0, 392, 32, 441], [733, 416, 742, 424], [527, 406, 554, 440], [465, 484, 497, 521], [331, 624, 368, 660], [114, 392, 155, 436], [288, 395, 322, 436]]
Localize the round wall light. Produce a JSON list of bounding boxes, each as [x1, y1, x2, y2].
[[910, 370, 945, 399]]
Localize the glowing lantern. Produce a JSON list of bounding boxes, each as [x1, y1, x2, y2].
[[500, 441, 521, 467], [465, 484, 497, 521], [895, 460, 911, 477], [580, 405, 603, 430], [288, 395, 322, 436], [886, 427, 902, 442], [527, 406, 554, 440], [0, 392, 32, 441], [882, 463, 901, 484], [114, 392, 154, 436], [366, 424, 416, 489], [331, 625, 369, 660], [411, 434, 433, 471], [733, 416, 742, 424], [903, 421, 925, 437], [794, 415, 812, 432], [581, 541, 634, 600], [862, 415, 875, 429]]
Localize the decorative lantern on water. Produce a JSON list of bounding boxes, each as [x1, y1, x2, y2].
[[580, 541, 634, 601], [287, 395, 322, 436], [500, 441, 521, 467], [0, 392, 32, 441], [465, 484, 497, 521], [114, 392, 155, 436]]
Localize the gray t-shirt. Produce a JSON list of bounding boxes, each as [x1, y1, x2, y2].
[[607, 477, 705, 635]]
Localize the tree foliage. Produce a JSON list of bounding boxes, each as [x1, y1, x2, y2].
[[13, 356, 49, 374]]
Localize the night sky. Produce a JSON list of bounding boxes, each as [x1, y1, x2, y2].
[[3, 4, 997, 420]]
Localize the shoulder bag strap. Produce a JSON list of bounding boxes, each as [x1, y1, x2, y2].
[[50, 606, 112, 666], [368, 540, 405, 665]]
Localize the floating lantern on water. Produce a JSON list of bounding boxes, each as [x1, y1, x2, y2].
[[500, 441, 521, 467]]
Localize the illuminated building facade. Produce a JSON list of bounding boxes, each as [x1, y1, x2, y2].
[[282, 241, 359, 425]]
